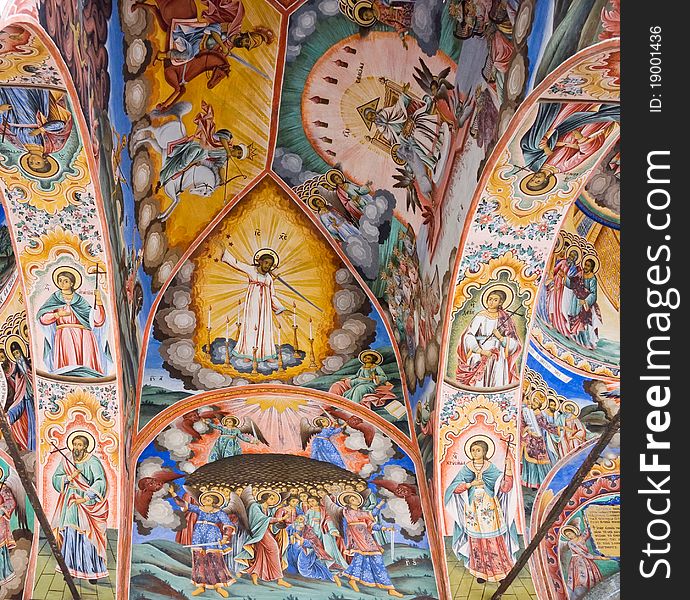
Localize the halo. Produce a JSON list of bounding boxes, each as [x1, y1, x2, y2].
[[307, 194, 325, 212], [253, 248, 280, 270], [221, 415, 240, 428], [0, 465, 5, 482], [352, 0, 376, 26], [390, 144, 407, 166], [561, 400, 581, 416], [565, 246, 582, 264], [546, 394, 562, 410], [66, 429, 96, 454], [324, 169, 345, 189], [481, 283, 515, 310], [52, 266, 83, 291], [532, 390, 549, 410], [256, 489, 281, 508], [313, 416, 331, 429], [199, 490, 226, 507], [19, 152, 59, 179], [464, 435, 496, 460], [338, 491, 364, 508], [359, 349, 383, 365], [519, 171, 558, 196], [560, 524, 581, 539], [582, 253, 600, 274], [4, 334, 28, 363]]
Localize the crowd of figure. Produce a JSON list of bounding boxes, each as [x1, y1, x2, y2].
[[521, 388, 589, 489], [539, 241, 602, 351], [167, 479, 401, 597]]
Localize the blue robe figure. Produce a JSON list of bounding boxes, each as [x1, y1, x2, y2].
[[304, 418, 347, 469], [285, 518, 339, 583]]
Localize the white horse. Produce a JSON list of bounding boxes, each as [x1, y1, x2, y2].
[[131, 103, 221, 222]]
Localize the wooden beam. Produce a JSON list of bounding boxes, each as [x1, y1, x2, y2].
[[492, 411, 621, 600]]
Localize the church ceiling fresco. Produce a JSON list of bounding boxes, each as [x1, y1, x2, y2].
[[0, 0, 620, 598]]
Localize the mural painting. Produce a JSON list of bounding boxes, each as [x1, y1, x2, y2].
[[0, 0, 621, 598], [131, 391, 441, 599]]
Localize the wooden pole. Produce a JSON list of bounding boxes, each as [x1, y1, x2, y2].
[[0, 401, 81, 599], [491, 411, 620, 600]]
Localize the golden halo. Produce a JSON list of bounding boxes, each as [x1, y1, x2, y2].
[[4, 334, 28, 363], [324, 169, 345, 189], [256, 489, 281, 507], [359, 349, 383, 365], [253, 248, 280, 270], [546, 394, 562, 410], [560, 524, 581, 539], [532, 390, 549, 410], [565, 246, 582, 264], [390, 144, 407, 166], [338, 491, 364, 508], [221, 415, 240, 428], [561, 400, 581, 416], [199, 490, 226, 507], [582, 253, 600, 274], [313, 416, 331, 428], [66, 430, 97, 454], [353, 0, 376, 26], [464, 435, 496, 460], [481, 283, 515, 310], [519, 171, 558, 196], [307, 194, 326, 212], [52, 266, 83, 291], [19, 152, 59, 179]]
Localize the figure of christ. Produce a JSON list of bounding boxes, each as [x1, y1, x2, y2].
[[444, 441, 519, 584], [221, 249, 287, 363], [5, 343, 36, 452], [37, 269, 108, 378], [456, 289, 522, 388], [237, 492, 292, 587], [169, 488, 236, 597], [51, 435, 109, 582]]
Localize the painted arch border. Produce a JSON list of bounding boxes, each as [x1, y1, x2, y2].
[[432, 37, 620, 590], [0, 13, 129, 598]]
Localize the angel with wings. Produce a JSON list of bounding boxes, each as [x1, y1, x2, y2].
[[168, 486, 244, 597], [204, 415, 267, 461], [300, 416, 347, 470], [0, 466, 27, 587], [325, 492, 402, 597]]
